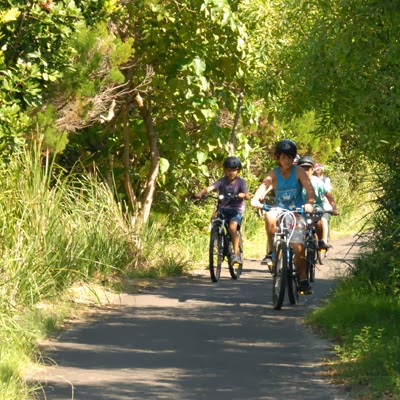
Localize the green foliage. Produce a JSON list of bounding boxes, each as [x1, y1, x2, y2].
[[0, 1, 113, 160], [33, 106, 69, 153], [0, 146, 135, 307], [306, 276, 400, 398]]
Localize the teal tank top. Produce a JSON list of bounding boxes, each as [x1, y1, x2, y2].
[[273, 166, 304, 209]]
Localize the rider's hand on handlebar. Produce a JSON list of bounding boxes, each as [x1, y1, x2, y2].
[[192, 191, 205, 200], [332, 209, 340, 216], [304, 203, 314, 213], [262, 204, 270, 211]]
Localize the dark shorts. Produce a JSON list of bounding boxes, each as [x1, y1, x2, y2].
[[222, 208, 243, 226]]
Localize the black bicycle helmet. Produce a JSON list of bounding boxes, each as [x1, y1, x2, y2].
[[223, 156, 242, 169], [275, 139, 297, 157], [297, 155, 315, 168]]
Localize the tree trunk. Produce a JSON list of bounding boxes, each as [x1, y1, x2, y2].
[[122, 102, 137, 209], [105, 122, 115, 193], [133, 93, 159, 224], [229, 91, 244, 156]]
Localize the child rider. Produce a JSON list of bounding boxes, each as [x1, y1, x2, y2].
[[251, 139, 316, 293], [195, 156, 250, 266], [297, 156, 339, 249]]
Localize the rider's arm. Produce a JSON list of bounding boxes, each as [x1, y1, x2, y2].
[[324, 177, 332, 192], [325, 192, 339, 215], [237, 179, 251, 200], [238, 191, 251, 200], [250, 173, 274, 209], [297, 167, 316, 212], [195, 184, 215, 199]]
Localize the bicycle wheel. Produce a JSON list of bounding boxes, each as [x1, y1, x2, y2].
[[228, 231, 243, 280], [209, 226, 223, 282], [287, 249, 299, 305], [272, 241, 288, 310], [306, 244, 316, 283]]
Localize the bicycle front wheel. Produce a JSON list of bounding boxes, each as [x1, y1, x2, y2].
[[228, 231, 243, 280], [209, 226, 223, 282], [272, 241, 288, 310]]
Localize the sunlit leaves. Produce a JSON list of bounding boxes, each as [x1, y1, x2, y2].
[[196, 151, 208, 165], [159, 157, 170, 175], [0, 8, 20, 23]]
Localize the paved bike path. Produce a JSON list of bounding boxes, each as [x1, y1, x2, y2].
[[29, 236, 361, 400]]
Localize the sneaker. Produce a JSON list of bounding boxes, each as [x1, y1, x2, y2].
[[261, 251, 273, 265], [298, 279, 311, 295], [318, 240, 330, 250], [261, 251, 273, 273], [232, 255, 242, 266]]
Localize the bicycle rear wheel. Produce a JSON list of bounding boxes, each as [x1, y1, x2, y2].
[[272, 241, 287, 310], [209, 226, 223, 282], [287, 249, 299, 305], [228, 231, 243, 280]]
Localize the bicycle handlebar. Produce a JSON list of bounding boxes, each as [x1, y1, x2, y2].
[[198, 192, 239, 201], [262, 204, 337, 216]]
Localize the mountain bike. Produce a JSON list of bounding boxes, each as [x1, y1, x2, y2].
[[265, 206, 327, 310], [265, 207, 299, 310], [202, 193, 243, 282]]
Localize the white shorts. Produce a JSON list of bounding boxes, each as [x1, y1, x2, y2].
[[269, 207, 306, 244]]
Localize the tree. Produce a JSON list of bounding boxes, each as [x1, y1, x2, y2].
[[0, 1, 113, 157]]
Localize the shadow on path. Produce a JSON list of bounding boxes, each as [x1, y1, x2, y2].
[[29, 237, 363, 400]]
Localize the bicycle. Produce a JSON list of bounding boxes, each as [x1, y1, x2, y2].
[[202, 193, 243, 282], [265, 206, 328, 310]]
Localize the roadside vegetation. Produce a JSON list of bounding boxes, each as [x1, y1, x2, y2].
[[1, 0, 399, 399], [307, 157, 400, 399]]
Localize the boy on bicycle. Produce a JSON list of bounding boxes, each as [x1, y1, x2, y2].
[[297, 156, 339, 249], [195, 156, 250, 266], [250, 139, 315, 293]]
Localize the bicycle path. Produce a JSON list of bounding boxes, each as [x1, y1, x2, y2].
[[29, 236, 362, 400]]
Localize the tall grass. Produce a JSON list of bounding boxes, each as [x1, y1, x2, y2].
[[0, 147, 138, 399], [0, 149, 134, 306]]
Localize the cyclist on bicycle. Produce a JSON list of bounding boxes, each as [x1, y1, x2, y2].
[[251, 139, 315, 293], [313, 162, 333, 213], [195, 156, 250, 266], [297, 156, 339, 249]]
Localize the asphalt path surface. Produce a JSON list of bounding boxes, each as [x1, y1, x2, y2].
[[29, 236, 361, 400]]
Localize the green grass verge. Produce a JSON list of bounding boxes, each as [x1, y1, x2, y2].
[[306, 277, 400, 399]]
